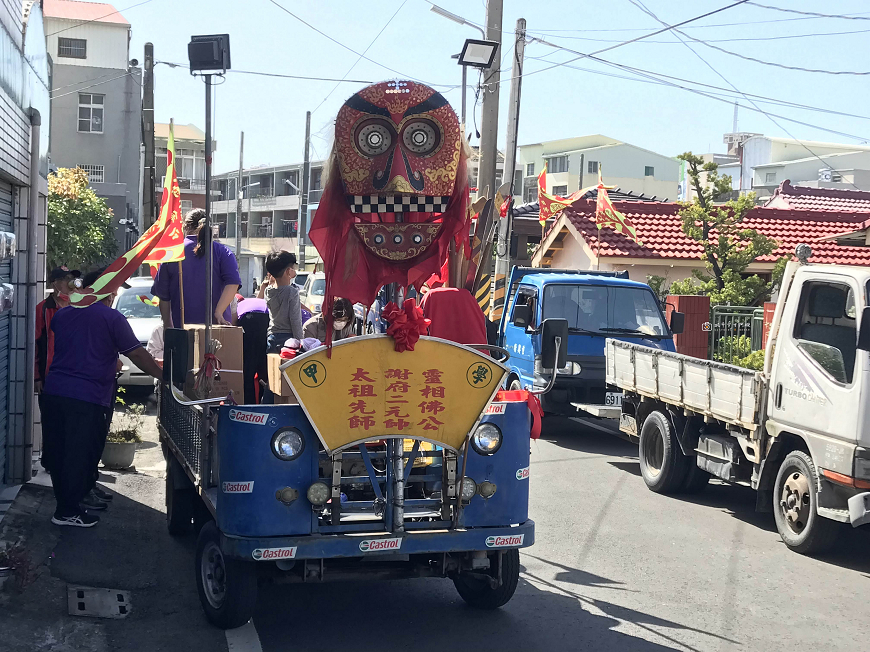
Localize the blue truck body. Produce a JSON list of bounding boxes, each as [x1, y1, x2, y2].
[[496, 267, 677, 415]]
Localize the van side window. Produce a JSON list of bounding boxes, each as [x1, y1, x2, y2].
[[511, 287, 537, 327], [792, 281, 857, 383]]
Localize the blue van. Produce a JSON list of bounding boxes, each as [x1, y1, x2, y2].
[[497, 267, 683, 416]]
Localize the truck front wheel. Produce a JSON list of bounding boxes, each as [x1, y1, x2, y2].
[[195, 521, 258, 629], [454, 549, 520, 609], [773, 451, 838, 555], [638, 411, 688, 493]]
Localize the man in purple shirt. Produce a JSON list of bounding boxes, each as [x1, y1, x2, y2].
[[43, 268, 163, 528], [151, 209, 242, 328]]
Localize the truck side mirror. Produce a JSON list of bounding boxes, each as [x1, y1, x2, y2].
[[512, 304, 532, 329], [670, 311, 685, 335], [858, 306, 870, 351], [541, 318, 568, 370]]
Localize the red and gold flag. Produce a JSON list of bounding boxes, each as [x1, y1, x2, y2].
[[595, 170, 642, 245], [144, 124, 185, 265], [70, 122, 183, 306], [537, 164, 595, 226]]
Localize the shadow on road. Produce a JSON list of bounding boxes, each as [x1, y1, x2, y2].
[[255, 569, 712, 652], [541, 416, 635, 457]]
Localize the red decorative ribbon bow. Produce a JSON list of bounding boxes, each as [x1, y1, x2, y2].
[[382, 298, 431, 353]]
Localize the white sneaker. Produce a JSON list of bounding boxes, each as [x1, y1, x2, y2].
[[51, 512, 100, 528]]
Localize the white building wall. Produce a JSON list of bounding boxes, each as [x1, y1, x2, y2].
[[44, 19, 129, 70]]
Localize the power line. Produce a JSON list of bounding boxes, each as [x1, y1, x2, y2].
[[155, 61, 374, 84], [311, 0, 408, 116], [45, 0, 155, 37], [746, 2, 870, 21], [628, 0, 864, 190], [266, 0, 454, 89], [480, 0, 751, 89], [531, 26, 870, 44], [50, 72, 138, 99]]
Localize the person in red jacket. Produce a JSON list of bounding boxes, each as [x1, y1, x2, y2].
[[35, 267, 80, 392]]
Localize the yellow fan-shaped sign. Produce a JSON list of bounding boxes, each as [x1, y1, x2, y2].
[[280, 335, 507, 453]]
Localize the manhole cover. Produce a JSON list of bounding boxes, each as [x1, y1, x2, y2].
[[67, 586, 131, 619]]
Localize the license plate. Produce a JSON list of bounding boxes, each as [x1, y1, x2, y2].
[[605, 392, 623, 407]]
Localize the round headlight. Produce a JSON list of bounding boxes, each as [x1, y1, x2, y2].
[[471, 424, 502, 456], [460, 477, 477, 502], [306, 482, 330, 506], [271, 428, 305, 461]]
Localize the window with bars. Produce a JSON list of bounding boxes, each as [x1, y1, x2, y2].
[[180, 200, 194, 212], [78, 94, 104, 133], [526, 162, 535, 177], [546, 156, 568, 174], [78, 165, 104, 184], [58, 37, 87, 59], [176, 149, 206, 180], [552, 185, 568, 196], [588, 160, 599, 174]]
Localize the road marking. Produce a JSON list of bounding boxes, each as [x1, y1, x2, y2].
[[225, 620, 263, 652]]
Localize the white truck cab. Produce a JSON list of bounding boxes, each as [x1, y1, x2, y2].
[[606, 246, 870, 554]]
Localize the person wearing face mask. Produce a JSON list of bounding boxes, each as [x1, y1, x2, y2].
[[35, 267, 81, 395], [302, 297, 355, 343]]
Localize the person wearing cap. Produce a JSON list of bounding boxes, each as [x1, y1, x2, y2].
[[41, 267, 163, 528], [35, 267, 81, 394], [151, 208, 241, 329], [302, 297, 355, 342]]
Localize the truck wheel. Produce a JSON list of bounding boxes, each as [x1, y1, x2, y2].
[[638, 411, 688, 494], [508, 377, 522, 391], [166, 458, 194, 536], [195, 521, 258, 629], [773, 451, 838, 555], [680, 459, 710, 494], [453, 549, 520, 609]]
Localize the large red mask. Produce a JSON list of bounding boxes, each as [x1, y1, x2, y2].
[[310, 81, 469, 332]]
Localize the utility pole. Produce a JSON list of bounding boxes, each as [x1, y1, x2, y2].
[[492, 18, 526, 321], [142, 43, 155, 227], [298, 111, 311, 269], [235, 131, 243, 263], [476, 0, 503, 200]]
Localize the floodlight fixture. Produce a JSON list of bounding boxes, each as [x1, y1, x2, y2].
[[187, 34, 231, 73], [458, 38, 499, 69]]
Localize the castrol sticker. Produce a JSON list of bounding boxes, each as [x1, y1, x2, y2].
[[222, 481, 254, 493], [485, 534, 525, 548], [228, 409, 268, 426], [359, 538, 403, 552], [252, 547, 297, 561], [484, 403, 506, 415], [516, 467, 530, 480]]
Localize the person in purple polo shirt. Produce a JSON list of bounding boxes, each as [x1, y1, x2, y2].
[[152, 209, 242, 328], [42, 268, 163, 528]]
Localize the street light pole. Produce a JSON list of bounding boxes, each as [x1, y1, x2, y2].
[[493, 18, 526, 321], [235, 131, 243, 266], [299, 110, 311, 269], [476, 0, 503, 201]]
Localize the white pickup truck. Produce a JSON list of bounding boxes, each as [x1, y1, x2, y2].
[[606, 246, 870, 554]]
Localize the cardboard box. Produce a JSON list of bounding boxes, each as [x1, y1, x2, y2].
[[267, 353, 297, 402], [184, 369, 245, 401], [187, 325, 244, 372]]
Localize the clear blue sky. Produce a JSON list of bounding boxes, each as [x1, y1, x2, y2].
[[121, 0, 870, 174]]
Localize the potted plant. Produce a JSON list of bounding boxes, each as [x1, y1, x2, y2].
[[102, 403, 144, 470]]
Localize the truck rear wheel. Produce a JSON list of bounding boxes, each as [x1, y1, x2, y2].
[[195, 521, 258, 629], [773, 451, 838, 555], [454, 549, 520, 609], [638, 411, 688, 493]]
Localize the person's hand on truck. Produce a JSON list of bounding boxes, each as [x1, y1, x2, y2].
[[126, 347, 163, 380]]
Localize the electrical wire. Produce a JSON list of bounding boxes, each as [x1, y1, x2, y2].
[[266, 0, 455, 89], [628, 0, 864, 190], [311, 0, 409, 116], [746, 2, 870, 21], [522, 12, 870, 32], [46, 0, 155, 37], [531, 27, 870, 44], [50, 72, 138, 99], [155, 61, 373, 84]]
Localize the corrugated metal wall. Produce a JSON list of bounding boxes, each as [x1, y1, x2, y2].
[[0, 181, 13, 479]]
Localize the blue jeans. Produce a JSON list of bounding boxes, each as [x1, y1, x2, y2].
[[267, 332, 293, 354]]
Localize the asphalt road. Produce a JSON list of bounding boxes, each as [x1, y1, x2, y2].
[[248, 416, 870, 652]]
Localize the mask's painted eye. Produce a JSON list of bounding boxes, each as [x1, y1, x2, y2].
[[401, 120, 440, 155], [357, 122, 393, 157]]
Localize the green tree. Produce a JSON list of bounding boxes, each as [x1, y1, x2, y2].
[[47, 167, 117, 270], [669, 152, 786, 306]]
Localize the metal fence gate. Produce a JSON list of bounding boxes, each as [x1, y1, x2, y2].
[[709, 305, 765, 365]]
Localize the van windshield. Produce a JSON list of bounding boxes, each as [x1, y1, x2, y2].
[[542, 284, 668, 336]]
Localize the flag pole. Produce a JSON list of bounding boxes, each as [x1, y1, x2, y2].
[[178, 261, 185, 328]]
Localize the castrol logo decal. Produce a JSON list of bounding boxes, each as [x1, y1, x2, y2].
[[222, 481, 254, 493], [485, 534, 525, 548], [252, 547, 297, 561], [228, 409, 268, 425], [484, 403, 506, 415], [359, 538, 402, 552], [516, 467, 530, 480]]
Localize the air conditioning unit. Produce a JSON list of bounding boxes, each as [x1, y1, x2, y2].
[[819, 168, 833, 182]]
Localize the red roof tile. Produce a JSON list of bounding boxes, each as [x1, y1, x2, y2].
[[44, 0, 129, 26], [763, 179, 870, 213], [554, 199, 870, 267]]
